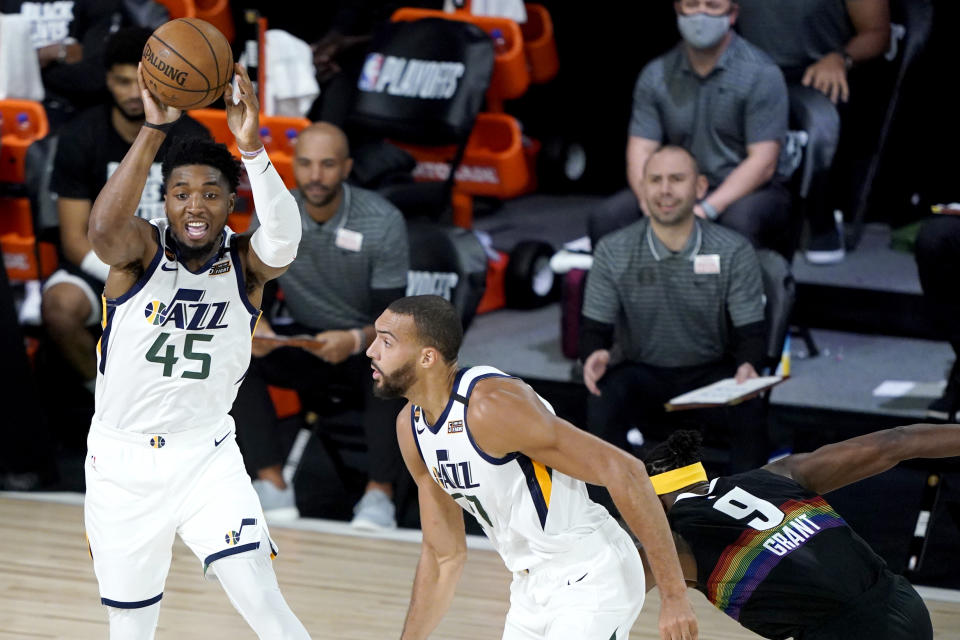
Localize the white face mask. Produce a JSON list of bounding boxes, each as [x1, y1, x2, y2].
[[676, 12, 731, 50]]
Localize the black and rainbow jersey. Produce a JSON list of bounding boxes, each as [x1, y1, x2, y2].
[[669, 469, 887, 639]]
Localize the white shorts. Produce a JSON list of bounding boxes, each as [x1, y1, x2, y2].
[[84, 419, 277, 608], [503, 518, 646, 640], [43, 268, 101, 326]]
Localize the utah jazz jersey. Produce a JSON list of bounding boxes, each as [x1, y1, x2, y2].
[[93, 219, 260, 434], [411, 366, 611, 573], [669, 469, 887, 639]]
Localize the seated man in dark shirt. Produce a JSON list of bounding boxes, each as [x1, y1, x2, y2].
[[581, 146, 769, 475], [736, 0, 891, 264], [233, 122, 410, 529]]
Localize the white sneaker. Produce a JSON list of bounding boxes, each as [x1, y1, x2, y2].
[[350, 488, 397, 531], [253, 479, 299, 520], [804, 210, 846, 265]]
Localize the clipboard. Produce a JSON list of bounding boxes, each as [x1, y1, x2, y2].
[[665, 376, 786, 411]]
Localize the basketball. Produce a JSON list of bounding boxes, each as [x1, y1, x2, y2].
[[142, 18, 234, 110]]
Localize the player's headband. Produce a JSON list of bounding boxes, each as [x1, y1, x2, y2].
[[649, 462, 707, 495]]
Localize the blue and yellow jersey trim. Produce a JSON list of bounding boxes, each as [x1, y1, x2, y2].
[[97, 295, 118, 374], [517, 455, 553, 528]]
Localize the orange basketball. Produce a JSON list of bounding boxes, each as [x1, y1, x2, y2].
[[142, 18, 234, 110]]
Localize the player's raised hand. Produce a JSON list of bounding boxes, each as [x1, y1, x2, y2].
[[137, 62, 181, 126], [225, 63, 261, 152]]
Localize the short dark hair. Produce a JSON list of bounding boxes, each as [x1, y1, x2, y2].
[[104, 27, 153, 70], [644, 430, 704, 476], [387, 295, 463, 363], [161, 137, 241, 193]]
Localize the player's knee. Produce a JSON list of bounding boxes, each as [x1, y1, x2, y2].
[[41, 284, 90, 333], [214, 556, 309, 639], [107, 603, 160, 640]]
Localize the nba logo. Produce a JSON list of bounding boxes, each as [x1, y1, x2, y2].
[[358, 53, 384, 91]]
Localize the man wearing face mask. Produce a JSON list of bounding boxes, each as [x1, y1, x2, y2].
[[600, 0, 793, 259]]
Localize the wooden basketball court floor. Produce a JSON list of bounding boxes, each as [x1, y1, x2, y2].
[[2, 494, 959, 639]]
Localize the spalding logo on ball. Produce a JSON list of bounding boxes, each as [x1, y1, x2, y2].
[[142, 18, 233, 110]]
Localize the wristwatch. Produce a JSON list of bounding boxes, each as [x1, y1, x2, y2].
[[699, 200, 720, 220], [839, 50, 854, 71]]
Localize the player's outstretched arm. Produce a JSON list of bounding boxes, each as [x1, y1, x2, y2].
[[467, 378, 698, 640], [87, 63, 175, 271], [396, 406, 468, 640], [226, 64, 301, 285], [640, 532, 699, 593], [766, 422, 960, 495]]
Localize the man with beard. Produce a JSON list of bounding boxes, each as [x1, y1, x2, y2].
[[231, 122, 409, 526], [83, 61, 310, 638], [364, 294, 699, 640], [595, 0, 793, 259], [581, 146, 769, 474], [41, 27, 209, 397]]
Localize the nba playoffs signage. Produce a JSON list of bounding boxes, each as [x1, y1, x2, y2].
[[359, 54, 465, 100], [351, 18, 494, 145]]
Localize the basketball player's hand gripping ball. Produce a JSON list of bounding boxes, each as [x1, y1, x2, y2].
[[137, 61, 182, 126]]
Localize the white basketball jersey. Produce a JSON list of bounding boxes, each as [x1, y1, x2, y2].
[[411, 366, 611, 572], [93, 219, 260, 434]]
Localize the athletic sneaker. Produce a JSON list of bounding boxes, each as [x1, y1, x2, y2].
[[927, 363, 959, 421], [350, 488, 397, 530], [804, 210, 846, 265], [252, 479, 299, 520]]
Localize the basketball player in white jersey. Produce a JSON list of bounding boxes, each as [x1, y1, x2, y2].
[[366, 295, 699, 640], [82, 63, 310, 639]]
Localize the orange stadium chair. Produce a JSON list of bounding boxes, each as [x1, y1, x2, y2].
[[195, 0, 234, 43], [1, 99, 49, 184], [154, 0, 196, 19]]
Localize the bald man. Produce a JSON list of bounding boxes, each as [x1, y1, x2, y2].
[[231, 122, 411, 529]]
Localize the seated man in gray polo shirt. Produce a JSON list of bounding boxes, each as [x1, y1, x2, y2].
[[231, 122, 409, 529], [602, 0, 793, 259], [581, 146, 769, 475]]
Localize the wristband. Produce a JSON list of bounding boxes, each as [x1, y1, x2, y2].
[[81, 249, 110, 282], [699, 200, 720, 220], [838, 49, 854, 71], [350, 328, 365, 355], [143, 120, 177, 134], [239, 146, 266, 158]]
